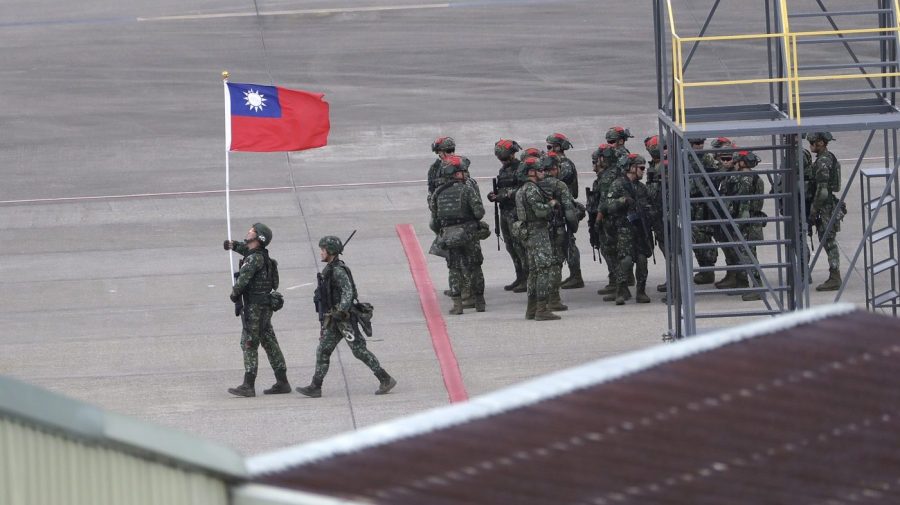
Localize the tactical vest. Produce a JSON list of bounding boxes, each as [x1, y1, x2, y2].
[[823, 150, 841, 193], [321, 260, 358, 311], [246, 250, 276, 304], [434, 181, 474, 223]]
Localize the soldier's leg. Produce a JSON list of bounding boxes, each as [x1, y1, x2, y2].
[[469, 244, 486, 311], [816, 212, 842, 291], [692, 225, 717, 284], [229, 306, 261, 397], [635, 253, 650, 303], [715, 226, 740, 289], [614, 229, 635, 304], [501, 214, 526, 290], [547, 256, 568, 311], [311, 328, 342, 387], [534, 266, 560, 320], [741, 225, 765, 301], [561, 237, 584, 289], [257, 308, 286, 373], [346, 333, 396, 394], [598, 229, 619, 295]]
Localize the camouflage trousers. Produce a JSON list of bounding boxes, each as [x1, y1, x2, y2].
[[240, 304, 286, 374], [500, 210, 528, 276], [692, 225, 718, 267], [526, 225, 555, 300], [566, 236, 581, 272], [737, 224, 763, 284], [312, 321, 386, 387], [814, 203, 841, 271], [599, 222, 619, 282], [616, 224, 648, 286], [651, 216, 666, 257], [447, 241, 485, 296], [714, 225, 741, 268]]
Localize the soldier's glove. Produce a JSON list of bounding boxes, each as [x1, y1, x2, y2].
[[487, 192, 497, 202], [223, 240, 235, 250], [330, 309, 349, 322], [230, 291, 241, 303]]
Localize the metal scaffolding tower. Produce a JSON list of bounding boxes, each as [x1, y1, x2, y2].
[[653, 0, 900, 338]]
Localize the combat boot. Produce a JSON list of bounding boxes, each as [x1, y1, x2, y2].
[[525, 296, 537, 320], [597, 278, 616, 295], [734, 274, 749, 289], [512, 278, 528, 293], [263, 369, 292, 395], [534, 300, 561, 321], [547, 292, 568, 311], [615, 285, 628, 305], [693, 271, 715, 284], [560, 269, 585, 289], [635, 283, 651, 303], [449, 297, 464, 315], [228, 371, 256, 398], [375, 371, 397, 395], [715, 271, 737, 290], [604, 286, 631, 302], [816, 269, 842, 291], [627, 271, 636, 286], [296, 383, 322, 398], [474, 294, 486, 313], [742, 291, 762, 301], [504, 270, 525, 291], [443, 289, 452, 297], [657, 282, 667, 293], [461, 291, 475, 309]]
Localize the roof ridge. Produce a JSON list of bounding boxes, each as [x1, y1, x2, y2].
[[247, 303, 858, 476]]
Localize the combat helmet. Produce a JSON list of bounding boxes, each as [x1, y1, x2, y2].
[[710, 137, 734, 149], [494, 139, 521, 160], [644, 135, 661, 158], [440, 154, 467, 176], [522, 156, 542, 173], [592, 143, 617, 165], [622, 153, 647, 171], [606, 126, 634, 143], [546, 133, 573, 151], [688, 137, 706, 145], [252, 222, 273, 246], [318, 236, 343, 256], [541, 151, 560, 171], [520, 147, 544, 161], [806, 132, 835, 144], [431, 136, 456, 153], [733, 150, 761, 168]]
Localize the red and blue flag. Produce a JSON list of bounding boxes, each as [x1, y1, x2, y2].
[[226, 82, 330, 152]]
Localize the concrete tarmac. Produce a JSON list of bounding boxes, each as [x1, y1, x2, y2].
[[0, 0, 880, 455]]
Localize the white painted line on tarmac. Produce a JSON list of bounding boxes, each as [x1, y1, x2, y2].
[[285, 283, 313, 290], [137, 3, 450, 22]]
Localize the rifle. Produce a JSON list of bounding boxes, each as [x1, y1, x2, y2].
[[233, 271, 243, 317], [492, 177, 501, 250], [625, 182, 656, 264]]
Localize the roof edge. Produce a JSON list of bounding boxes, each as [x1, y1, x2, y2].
[[0, 375, 247, 479], [247, 303, 858, 476]]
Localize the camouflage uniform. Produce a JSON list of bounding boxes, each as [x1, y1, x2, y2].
[[539, 169, 576, 310], [231, 245, 286, 376], [431, 161, 487, 314], [516, 176, 558, 320], [689, 150, 722, 282], [809, 145, 843, 278], [312, 259, 391, 387], [731, 169, 766, 300], [587, 147, 619, 292], [493, 155, 529, 291], [607, 176, 652, 302]]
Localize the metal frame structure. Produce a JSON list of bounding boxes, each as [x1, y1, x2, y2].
[[653, 0, 900, 338]]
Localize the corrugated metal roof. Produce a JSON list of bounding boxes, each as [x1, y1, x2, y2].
[[251, 305, 900, 504]]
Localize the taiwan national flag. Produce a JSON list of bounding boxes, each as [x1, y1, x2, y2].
[[226, 82, 330, 152]]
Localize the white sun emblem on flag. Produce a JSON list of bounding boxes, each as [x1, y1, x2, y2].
[[243, 89, 267, 112]]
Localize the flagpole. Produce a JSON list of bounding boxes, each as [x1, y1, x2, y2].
[[223, 71, 236, 286]]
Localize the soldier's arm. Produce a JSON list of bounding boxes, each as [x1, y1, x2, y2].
[[570, 162, 579, 199], [231, 241, 251, 256], [812, 158, 832, 209], [333, 267, 354, 313], [469, 188, 486, 220], [527, 186, 552, 218], [515, 190, 528, 221], [605, 183, 628, 213], [232, 253, 260, 296], [270, 258, 280, 290]]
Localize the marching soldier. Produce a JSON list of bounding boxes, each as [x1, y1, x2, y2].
[[806, 132, 844, 291], [516, 157, 560, 321], [487, 139, 529, 292], [430, 155, 487, 314], [296, 236, 397, 398], [606, 154, 653, 304], [727, 151, 767, 301], [224, 223, 290, 397]]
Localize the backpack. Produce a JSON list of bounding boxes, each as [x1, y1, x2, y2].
[[826, 152, 841, 193]]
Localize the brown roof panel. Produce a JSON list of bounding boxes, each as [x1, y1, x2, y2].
[[251, 306, 900, 505]]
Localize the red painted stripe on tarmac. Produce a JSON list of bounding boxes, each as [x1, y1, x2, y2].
[[396, 224, 468, 403]]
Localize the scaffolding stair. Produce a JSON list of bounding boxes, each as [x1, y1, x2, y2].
[[861, 166, 900, 313]]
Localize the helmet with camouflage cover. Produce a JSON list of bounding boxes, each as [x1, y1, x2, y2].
[[494, 139, 521, 160], [252, 222, 273, 246], [624, 153, 647, 168], [733, 150, 761, 168], [606, 126, 634, 143], [431, 136, 456, 154], [541, 151, 560, 171], [592, 143, 613, 164], [520, 147, 544, 161], [546, 133, 573, 151], [710, 137, 734, 149], [806, 131, 835, 144], [318, 235, 344, 256], [440, 154, 467, 176], [522, 156, 542, 173], [644, 135, 661, 158]]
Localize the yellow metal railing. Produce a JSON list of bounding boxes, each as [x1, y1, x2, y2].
[[667, 0, 900, 129]]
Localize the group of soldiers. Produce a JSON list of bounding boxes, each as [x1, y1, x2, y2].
[[426, 127, 845, 318]]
